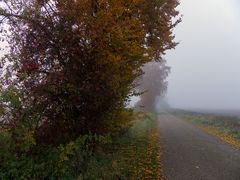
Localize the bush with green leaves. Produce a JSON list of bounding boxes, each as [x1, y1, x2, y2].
[[0, 130, 112, 179]]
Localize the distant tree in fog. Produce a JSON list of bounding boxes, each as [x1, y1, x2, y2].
[[136, 60, 170, 112]]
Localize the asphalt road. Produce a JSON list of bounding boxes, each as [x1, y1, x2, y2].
[[158, 114, 240, 180]]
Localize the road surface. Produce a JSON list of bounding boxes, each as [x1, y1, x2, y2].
[[158, 114, 240, 180]]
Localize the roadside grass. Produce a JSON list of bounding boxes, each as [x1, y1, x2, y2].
[[173, 111, 240, 149], [80, 111, 163, 179], [0, 111, 163, 179]]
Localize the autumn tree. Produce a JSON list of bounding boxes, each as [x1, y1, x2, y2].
[[136, 60, 170, 112], [0, 0, 180, 145]]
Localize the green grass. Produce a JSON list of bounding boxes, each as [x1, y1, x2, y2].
[[84, 112, 162, 179], [174, 111, 240, 140], [0, 112, 162, 179]]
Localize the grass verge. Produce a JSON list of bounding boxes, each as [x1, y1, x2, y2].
[[92, 112, 163, 179]]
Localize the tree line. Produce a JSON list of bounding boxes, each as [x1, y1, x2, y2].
[[0, 0, 180, 146], [0, 0, 180, 178]]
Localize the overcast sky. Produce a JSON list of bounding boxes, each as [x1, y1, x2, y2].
[[165, 0, 240, 110]]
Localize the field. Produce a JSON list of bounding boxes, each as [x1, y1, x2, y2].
[[172, 110, 240, 148]]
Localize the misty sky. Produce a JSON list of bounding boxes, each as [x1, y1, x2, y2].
[[165, 0, 240, 110]]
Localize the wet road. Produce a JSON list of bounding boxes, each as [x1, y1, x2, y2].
[[158, 114, 240, 180]]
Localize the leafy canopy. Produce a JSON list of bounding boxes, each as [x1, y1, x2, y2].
[[0, 0, 180, 145]]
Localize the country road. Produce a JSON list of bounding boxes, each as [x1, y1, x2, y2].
[[158, 114, 240, 180]]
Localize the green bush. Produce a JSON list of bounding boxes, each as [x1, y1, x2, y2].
[[0, 111, 158, 179], [0, 130, 112, 179]]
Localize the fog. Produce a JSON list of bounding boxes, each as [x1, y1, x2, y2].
[[165, 0, 240, 111], [1, 0, 240, 112]]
